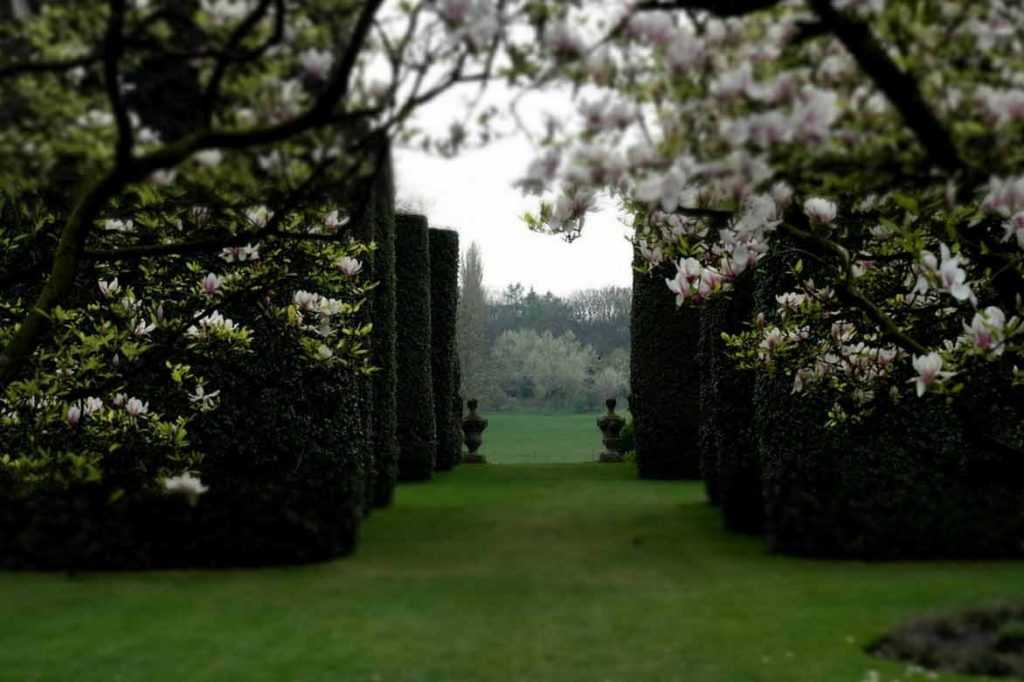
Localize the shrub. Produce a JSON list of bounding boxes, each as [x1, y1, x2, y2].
[[429, 228, 461, 471], [0, 316, 371, 570], [698, 272, 761, 532], [394, 214, 437, 480], [753, 251, 1024, 558], [629, 257, 701, 480], [366, 142, 400, 507]]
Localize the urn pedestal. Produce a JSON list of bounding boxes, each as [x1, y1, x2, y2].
[[461, 399, 488, 463], [597, 398, 626, 463]]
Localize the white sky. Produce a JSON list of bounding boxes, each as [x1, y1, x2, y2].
[[392, 86, 633, 297]]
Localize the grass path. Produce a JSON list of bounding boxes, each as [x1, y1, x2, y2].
[[2, 463, 1023, 681]]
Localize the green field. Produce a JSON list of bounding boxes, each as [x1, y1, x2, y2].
[[483, 410, 605, 463], [1, 414, 1022, 681]]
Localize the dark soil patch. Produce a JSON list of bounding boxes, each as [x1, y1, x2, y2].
[[868, 604, 1024, 678]]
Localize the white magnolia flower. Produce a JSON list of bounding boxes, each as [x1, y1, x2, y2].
[[133, 319, 157, 337], [163, 472, 209, 506], [66, 405, 82, 427], [98, 278, 121, 298], [335, 256, 363, 277], [104, 218, 134, 233], [83, 397, 103, 416], [201, 273, 222, 296], [186, 311, 239, 338], [188, 384, 221, 411], [149, 168, 177, 186], [963, 306, 1008, 354], [293, 290, 320, 312], [220, 243, 260, 263], [909, 352, 953, 397], [299, 48, 334, 80], [324, 209, 349, 233], [1003, 212, 1024, 249], [803, 197, 838, 225], [193, 149, 223, 167], [200, 0, 253, 24], [125, 397, 149, 417], [112, 392, 128, 407]]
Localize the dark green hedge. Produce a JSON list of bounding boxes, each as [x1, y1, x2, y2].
[[752, 253, 1024, 558], [698, 272, 761, 532], [394, 213, 437, 480], [367, 142, 400, 507], [429, 228, 461, 471], [0, 321, 370, 570], [629, 257, 702, 480]]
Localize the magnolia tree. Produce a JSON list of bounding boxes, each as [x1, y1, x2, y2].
[[0, 0, 506, 497], [430, 0, 1024, 425]]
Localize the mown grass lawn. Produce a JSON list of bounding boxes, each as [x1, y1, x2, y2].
[[482, 410, 604, 464], [2, 459, 1022, 680]]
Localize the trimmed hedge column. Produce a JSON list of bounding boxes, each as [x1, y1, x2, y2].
[[698, 272, 761, 532], [429, 228, 462, 471], [367, 142, 400, 507], [629, 256, 702, 480], [395, 213, 437, 480]]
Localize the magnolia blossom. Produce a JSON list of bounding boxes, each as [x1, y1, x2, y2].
[[324, 209, 349, 233], [200, 0, 253, 25], [125, 397, 149, 417], [104, 218, 134, 233], [149, 168, 177, 186], [66, 405, 82, 428], [912, 244, 975, 305], [963, 306, 1009, 354], [982, 175, 1024, 217], [293, 290, 320, 312], [188, 384, 221, 411], [626, 12, 675, 45], [665, 257, 721, 305], [163, 472, 208, 506], [299, 48, 333, 80], [246, 206, 272, 228], [83, 396, 103, 416], [776, 292, 807, 313], [1003, 212, 1024, 248], [201, 273, 222, 296], [133, 319, 156, 337], [803, 197, 838, 225], [909, 352, 953, 397], [335, 256, 363, 277], [220, 243, 260, 262], [112, 392, 127, 407], [193, 149, 223, 167], [186, 311, 239, 338], [544, 21, 585, 60], [98, 278, 121, 298]]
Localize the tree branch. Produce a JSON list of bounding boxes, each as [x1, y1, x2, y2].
[[808, 0, 966, 175], [103, 0, 133, 164]]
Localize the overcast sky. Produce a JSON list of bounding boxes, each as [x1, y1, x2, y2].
[[392, 87, 634, 297]]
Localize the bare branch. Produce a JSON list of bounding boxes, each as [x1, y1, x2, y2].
[[103, 0, 133, 164]]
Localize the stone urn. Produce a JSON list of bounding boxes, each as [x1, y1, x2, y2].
[[461, 399, 488, 463], [597, 398, 626, 463]]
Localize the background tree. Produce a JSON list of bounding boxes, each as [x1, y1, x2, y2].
[[456, 241, 493, 405]]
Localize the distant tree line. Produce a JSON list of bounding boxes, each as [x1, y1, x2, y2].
[[457, 242, 630, 412]]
